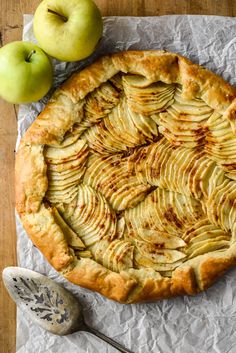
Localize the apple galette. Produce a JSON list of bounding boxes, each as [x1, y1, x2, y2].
[[16, 51, 236, 303]]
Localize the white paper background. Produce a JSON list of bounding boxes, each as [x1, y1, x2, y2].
[[16, 15, 236, 353]]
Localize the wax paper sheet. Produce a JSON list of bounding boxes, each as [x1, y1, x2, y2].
[[16, 14, 236, 353]]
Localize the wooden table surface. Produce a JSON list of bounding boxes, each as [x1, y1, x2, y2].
[[0, 1, 235, 352]]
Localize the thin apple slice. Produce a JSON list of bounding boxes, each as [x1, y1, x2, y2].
[[84, 82, 120, 125], [189, 229, 229, 245], [60, 185, 117, 247], [46, 190, 78, 203], [205, 113, 236, 173], [206, 179, 232, 229], [182, 219, 215, 242], [134, 252, 184, 272], [137, 229, 186, 248], [135, 240, 186, 264], [45, 138, 87, 160], [52, 207, 85, 249], [187, 239, 230, 259], [156, 86, 213, 148], [84, 153, 151, 211], [102, 240, 134, 272], [83, 98, 159, 154], [123, 77, 176, 115]]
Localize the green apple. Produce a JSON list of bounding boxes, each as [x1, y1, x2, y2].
[[33, 0, 103, 62], [0, 41, 53, 104]]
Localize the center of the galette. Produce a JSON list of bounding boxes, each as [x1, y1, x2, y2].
[[43, 73, 234, 278]]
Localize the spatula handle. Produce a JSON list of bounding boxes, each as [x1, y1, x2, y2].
[[82, 324, 133, 353]]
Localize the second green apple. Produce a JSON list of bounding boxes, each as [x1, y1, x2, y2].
[[33, 0, 103, 62]]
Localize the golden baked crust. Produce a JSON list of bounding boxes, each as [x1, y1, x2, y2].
[[15, 50, 236, 303]]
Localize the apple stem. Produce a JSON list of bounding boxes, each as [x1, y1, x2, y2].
[[26, 50, 36, 62], [47, 8, 68, 22]]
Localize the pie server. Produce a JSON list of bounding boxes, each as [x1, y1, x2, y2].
[[2, 267, 133, 353]]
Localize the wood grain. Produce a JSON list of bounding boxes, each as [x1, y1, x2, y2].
[[95, 0, 236, 16], [0, 2, 40, 352], [0, 1, 235, 352]]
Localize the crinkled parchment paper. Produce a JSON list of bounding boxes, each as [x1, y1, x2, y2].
[[16, 14, 236, 353]]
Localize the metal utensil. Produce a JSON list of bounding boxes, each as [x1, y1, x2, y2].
[[2, 267, 133, 353]]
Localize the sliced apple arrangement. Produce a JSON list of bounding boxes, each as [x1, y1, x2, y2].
[[0, 0, 103, 104]]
